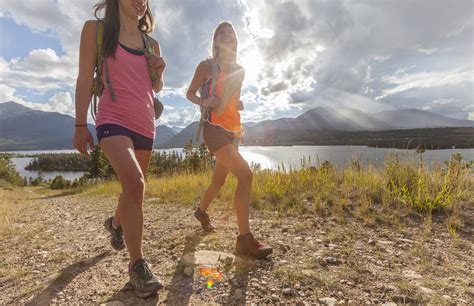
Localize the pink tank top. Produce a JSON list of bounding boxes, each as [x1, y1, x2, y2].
[[96, 44, 155, 139]]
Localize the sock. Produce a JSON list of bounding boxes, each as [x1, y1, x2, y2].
[[112, 217, 119, 229]]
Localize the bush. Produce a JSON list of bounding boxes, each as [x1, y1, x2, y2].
[[50, 175, 71, 190], [0, 154, 23, 186]]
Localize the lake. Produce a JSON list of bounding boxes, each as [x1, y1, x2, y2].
[[5, 146, 474, 181]]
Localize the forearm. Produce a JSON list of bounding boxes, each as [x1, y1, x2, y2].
[[153, 71, 164, 92], [186, 91, 203, 106], [75, 77, 93, 125]]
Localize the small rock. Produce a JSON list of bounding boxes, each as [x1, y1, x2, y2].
[[442, 295, 451, 300], [271, 294, 279, 302], [384, 285, 397, 291], [295, 237, 303, 241], [224, 256, 234, 266], [402, 270, 422, 279], [323, 257, 341, 265], [234, 288, 244, 300], [183, 267, 194, 277], [318, 297, 338, 305], [282, 288, 295, 296], [392, 295, 419, 304], [100, 302, 125, 306], [419, 286, 434, 294], [294, 283, 301, 290], [368, 239, 376, 246]]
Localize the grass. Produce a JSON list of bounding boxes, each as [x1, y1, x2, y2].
[[46, 153, 474, 233]]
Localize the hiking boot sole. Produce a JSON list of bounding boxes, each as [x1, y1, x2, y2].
[[134, 282, 164, 298], [235, 248, 273, 259]]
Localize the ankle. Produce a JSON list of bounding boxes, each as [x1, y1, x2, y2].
[[238, 232, 252, 239], [129, 257, 143, 270]]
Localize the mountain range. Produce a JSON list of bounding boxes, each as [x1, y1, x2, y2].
[[0, 101, 473, 151], [0, 102, 176, 151]]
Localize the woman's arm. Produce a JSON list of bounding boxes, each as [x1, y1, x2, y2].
[[75, 20, 97, 126], [73, 20, 97, 155], [186, 61, 220, 108], [186, 61, 208, 105]]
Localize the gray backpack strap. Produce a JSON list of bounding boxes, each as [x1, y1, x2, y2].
[[208, 58, 219, 97], [104, 59, 116, 101], [196, 58, 220, 142]]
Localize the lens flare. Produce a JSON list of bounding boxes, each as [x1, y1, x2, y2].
[[199, 267, 223, 289], [198, 267, 223, 281], [207, 279, 214, 289]]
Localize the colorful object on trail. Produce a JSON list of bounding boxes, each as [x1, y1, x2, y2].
[[207, 279, 214, 289], [198, 267, 223, 289]]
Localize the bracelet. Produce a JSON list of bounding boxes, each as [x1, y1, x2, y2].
[[74, 124, 87, 127]]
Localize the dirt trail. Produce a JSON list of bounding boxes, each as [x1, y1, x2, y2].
[[0, 189, 472, 304]]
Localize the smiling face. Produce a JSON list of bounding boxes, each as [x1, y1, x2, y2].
[[119, 0, 148, 21], [213, 23, 238, 59], [216, 25, 237, 51]]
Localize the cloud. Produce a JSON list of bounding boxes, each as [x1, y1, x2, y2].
[[0, 85, 74, 116], [377, 69, 474, 99], [0, 49, 76, 93], [1, 0, 473, 124], [159, 106, 200, 128]]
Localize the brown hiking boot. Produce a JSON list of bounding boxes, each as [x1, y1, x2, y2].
[[236, 233, 273, 259], [194, 208, 216, 232]]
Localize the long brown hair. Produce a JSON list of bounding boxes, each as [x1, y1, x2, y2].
[[211, 22, 244, 114], [93, 0, 155, 58]]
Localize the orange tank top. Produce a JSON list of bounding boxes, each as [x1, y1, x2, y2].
[[208, 71, 242, 133]]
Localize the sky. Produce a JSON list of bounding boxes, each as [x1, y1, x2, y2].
[[0, 0, 473, 128]]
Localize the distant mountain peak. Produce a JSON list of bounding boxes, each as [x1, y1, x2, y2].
[[0, 101, 34, 117]]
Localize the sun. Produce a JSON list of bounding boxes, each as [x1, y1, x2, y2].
[[239, 46, 264, 85]]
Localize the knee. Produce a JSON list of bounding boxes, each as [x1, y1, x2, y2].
[[236, 165, 253, 184], [123, 175, 145, 199], [211, 177, 226, 189]]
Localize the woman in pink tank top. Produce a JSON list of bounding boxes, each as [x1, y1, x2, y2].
[[73, 0, 164, 297]]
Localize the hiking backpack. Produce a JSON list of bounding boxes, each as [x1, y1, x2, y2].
[[196, 58, 220, 141]]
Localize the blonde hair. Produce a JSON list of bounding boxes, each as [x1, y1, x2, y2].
[[211, 22, 244, 114], [211, 21, 238, 62]]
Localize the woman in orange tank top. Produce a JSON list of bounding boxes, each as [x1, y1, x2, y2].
[[186, 22, 272, 259]]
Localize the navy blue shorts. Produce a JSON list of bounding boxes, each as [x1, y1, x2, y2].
[[96, 124, 154, 150]]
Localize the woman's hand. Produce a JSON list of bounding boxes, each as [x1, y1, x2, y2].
[[74, 126, 94, 156], [148, 54, 166, 75], [202, 96, 220, 109]]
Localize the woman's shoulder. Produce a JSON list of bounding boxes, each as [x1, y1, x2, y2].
[[80, 20, 100, 46], [83, 19, 99, 31], [197, 59, 213, 72]]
